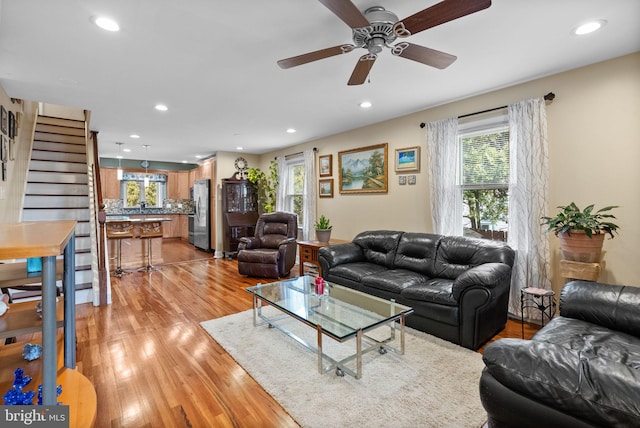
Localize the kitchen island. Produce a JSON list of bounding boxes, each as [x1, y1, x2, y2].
[[106, 217, 172, 271]]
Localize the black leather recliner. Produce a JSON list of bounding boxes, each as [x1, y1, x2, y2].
[[237, 211, 298, 279], [480, 280, 640, 427]]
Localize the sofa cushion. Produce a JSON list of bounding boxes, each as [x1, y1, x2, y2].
[[434, 236, 515, 279], [328, 262, 388, 283], [483, 334, 640, 427], [353, 230, 402, 268], [360, 269, 430, 294], [401, 278, 457, 306], [393, 232, 440, 276]]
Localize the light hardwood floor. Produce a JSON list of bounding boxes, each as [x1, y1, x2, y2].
[[9, 239, 539, 427]]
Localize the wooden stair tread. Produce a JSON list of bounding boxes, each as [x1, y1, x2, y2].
[[0, 338, 97, 428]]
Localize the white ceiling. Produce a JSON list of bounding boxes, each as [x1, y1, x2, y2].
[[1, 0, 639, 163]]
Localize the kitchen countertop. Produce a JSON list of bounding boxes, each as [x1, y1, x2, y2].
[[105, 216, 173, 223]]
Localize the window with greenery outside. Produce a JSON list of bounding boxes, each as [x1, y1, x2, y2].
[[460, 126, 509, 241]]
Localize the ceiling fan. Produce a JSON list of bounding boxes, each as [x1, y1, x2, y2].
[[277, 0, 491, 85]]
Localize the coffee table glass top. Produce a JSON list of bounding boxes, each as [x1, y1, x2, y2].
[[246, 276, 413, 341]]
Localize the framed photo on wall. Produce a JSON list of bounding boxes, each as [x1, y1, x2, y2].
[[395, 146, 420, 172], [319, 179, 333, 198], [319, 154, 332, 177], [0, 106, 7, 135], [8, 111, 15, 139], [338, 143, 388, 194]]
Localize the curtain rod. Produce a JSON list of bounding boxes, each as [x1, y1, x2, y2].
[[275, 147, 317, 160], [419, 92, 555, 128]]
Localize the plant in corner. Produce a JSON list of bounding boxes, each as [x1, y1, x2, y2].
[[314, 214, 332, 243], [247, 160, 279, 213], [541, 202, 620, 263]]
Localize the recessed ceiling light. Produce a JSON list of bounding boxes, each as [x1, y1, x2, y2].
[[360, 101, 372, 109], [116, 155, 123, 159], [236, 146, 244, 151], [93, 16, 120, 32], [573, 20, 606, 36], [123, 148, 131, 152], [286, 128, 296, 133], [154, 104, 168, 111], [182, 160, 187, 164], [129, 134, 140, 139], [195, 155, 202, 159]]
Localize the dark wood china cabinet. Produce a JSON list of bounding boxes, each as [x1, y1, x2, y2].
[[221, 176, 259, 258]]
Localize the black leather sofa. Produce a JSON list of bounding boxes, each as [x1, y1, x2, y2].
[[318, 230, 515, 350], [480, 280, 640, 428]]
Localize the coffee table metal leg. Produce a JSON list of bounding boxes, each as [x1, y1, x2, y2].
[[400, 312, 406, 355], [356, 329, 363, 379], [317, 324, 323, 375]]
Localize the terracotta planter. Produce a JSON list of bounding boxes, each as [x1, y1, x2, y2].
[[558, 230, 605, 263], [315, 229, 332, 243]]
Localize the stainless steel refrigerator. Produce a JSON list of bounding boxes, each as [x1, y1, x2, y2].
[[193, 179, 211, 251]]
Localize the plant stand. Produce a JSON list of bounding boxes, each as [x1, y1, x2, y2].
[[559, 260, 603, 282]]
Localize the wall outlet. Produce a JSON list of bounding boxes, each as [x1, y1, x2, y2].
[[166, 203, 172, 208], [177, 203, 183, 208]]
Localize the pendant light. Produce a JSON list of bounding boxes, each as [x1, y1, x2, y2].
[[143, 145, 150, 187], [116, 142, 124, 180]]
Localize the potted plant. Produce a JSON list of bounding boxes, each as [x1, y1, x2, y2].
[[247, 160, 279, 213], [314, 214, 332, 243], [541, 202, 619, 263]]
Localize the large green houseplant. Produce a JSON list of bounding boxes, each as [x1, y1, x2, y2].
[[541, 202, 620, 262], [247, 160, 279, 213]]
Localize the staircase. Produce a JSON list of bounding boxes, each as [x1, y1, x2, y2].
[[19, 115, 93, 302]]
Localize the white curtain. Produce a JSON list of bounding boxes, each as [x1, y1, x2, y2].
[[507, 97, 552, 317], [275, 156, 286, 211], [425, 117, 462, 236], [302, 148, 317, 240]]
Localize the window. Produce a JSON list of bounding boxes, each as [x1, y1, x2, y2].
[[120, 173, 167, 207], [284, 156, 305, 227], [459, 118, 509, 241]]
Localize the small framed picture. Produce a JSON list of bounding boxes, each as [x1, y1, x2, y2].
[[319, 154, 332, 177], [0, 135, 6, 162], [8, 111, 15, 139], [408, 175, 416, 185], [0, 106, 7, 135], [398, 176, 407, 185], [319, 179, 333, 198], [395, 146, 420, 173]]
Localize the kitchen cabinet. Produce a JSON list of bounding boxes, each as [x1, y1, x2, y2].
[[179, 215, 189, 240], [101, 167, 120, 199], [177, 172, 190, 199], [166, 172, 179, 199]]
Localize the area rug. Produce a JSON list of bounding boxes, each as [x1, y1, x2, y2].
[[200, 308, 487, 428]]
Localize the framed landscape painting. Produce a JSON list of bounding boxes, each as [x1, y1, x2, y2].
[[319, 154, 332, 177], [319, 179, 333, 198], [338, 143, 388, 194], [395, 146, 420, 172]]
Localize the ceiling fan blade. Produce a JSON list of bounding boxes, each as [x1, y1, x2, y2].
[[318, 0, 370, 29], [347, 55, 376, 86], [277, 44, 355, 69], [391, 43, 456, 69], [394, 0, 491, 37]]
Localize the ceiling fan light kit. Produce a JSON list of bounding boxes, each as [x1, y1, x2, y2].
[[277, 0, 492, 85]]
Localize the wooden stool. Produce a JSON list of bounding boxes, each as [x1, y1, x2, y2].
[[520, 287, 556, 338], [106, 221, 134, 277], [138, 221, 163, 272]]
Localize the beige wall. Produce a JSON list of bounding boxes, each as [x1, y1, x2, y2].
[[0, 86, 38, 223], [256, 53, 640, 293]]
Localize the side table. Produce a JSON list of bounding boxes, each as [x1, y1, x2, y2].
[[297, 239, 348, 276], [520, 287, 556, 339]]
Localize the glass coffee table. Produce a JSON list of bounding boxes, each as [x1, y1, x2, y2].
[[246, 276, 413, 379]]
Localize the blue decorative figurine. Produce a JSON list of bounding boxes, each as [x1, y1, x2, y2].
[[22, 343, 43, 361]]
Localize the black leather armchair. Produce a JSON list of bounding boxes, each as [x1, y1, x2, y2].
[[480, 281, 640, 427], [237, 211, 298, 278]]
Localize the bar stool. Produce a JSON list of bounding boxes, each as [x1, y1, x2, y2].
[[106, 221, 134, 277], [138, 221, 164, 272]]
